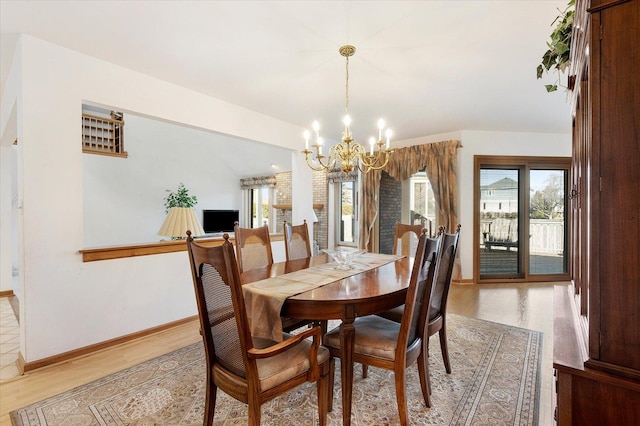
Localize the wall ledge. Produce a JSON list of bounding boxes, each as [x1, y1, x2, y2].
[[79, 234, 283, 262]]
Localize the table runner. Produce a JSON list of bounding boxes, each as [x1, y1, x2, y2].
[[243, 253, 403, 341]]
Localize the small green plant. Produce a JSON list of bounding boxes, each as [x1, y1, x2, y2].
[[164, 182, 198, 213], [537, 0, 575, 92]]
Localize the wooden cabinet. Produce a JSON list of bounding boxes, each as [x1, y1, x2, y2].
[[554, 0, 640, 423]]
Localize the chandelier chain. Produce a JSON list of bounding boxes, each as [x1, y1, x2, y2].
[[345, 55, 349, 117]]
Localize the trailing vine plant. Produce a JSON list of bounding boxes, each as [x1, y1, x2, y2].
[[164, 182, 198, 213], [537, 0, 575, 92]]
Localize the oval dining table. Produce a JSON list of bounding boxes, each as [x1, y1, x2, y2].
[[241, 254, 414, 426]]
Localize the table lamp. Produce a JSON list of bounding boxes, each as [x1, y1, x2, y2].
[[158, 207, 205, 239]]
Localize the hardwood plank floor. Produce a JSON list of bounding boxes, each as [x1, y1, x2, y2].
[[0, 282, 562, 425]]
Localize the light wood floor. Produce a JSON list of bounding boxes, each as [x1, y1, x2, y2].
[[0, 282, 563, 425]]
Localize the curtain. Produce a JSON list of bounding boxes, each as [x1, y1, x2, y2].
[[360, 139, 462, 278], [359, 169, 382, 252], [327, 168, 358, 184], [239, 176, 277, 190]]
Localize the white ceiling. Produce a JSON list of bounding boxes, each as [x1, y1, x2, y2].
[[1, 0, 572, 148]]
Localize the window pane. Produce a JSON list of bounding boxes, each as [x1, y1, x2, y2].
[[260, 187, 269, 223], [339, 181, 355, 243], [529, 170, 568, 274], [251, 189, 258, 227], [410, 171, 436, 233], [479, 168, 520, 275], [250, 187, 271, 228]]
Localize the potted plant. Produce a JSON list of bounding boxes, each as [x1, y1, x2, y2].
[[158, 183, 204, 239], [163, 182, 198, 213], [536, 0, 575, 92]]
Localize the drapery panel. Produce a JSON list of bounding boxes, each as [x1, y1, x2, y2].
[[359, 139, 462, 278]]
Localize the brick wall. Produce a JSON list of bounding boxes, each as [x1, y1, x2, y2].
[[312, 170, 328, 251], [273, 171, 328, 251], [275, 172, 292, 232], [379, 171, 402, 254]]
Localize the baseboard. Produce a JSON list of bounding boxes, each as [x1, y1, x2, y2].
[[453, 278, 475, 285], [0, 290, 15, 297], [17, 351, 25, 376], [23, 315, 199, 372]]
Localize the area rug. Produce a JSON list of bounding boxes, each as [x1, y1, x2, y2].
[[11, 315, 541, 425]]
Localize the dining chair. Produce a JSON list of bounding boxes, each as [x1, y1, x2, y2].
[[425, 224, 461, 374], [375, 224, 461, 403], [186, 231, 333, 426], [392, 222, 426, 256], [233, 222, 274, 274], [283, 219, 312, 261], [323, 230, 441, 425], [234, 221, 314, 332], [283, 219, 328, 336]]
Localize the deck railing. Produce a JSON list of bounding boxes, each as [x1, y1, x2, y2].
[[480, 218, 564, 254]]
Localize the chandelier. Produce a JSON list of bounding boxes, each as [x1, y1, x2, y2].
[[302, 45, 392, 175]]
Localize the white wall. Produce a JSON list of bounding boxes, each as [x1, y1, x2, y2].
[[84, 114, 245, 247], [0, 47, 21, 296], [2, 35, 308, 362]]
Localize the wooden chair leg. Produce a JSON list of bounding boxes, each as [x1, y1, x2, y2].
[[204, 380, 217, 425], [248, 393, 261, 426], [319, 320, 328, 337], [439, 323, 452, 374], [417, 345, 432, 408], [394, 368, 409, 426], [362, 363, 368, 378], [317, 361, 330, 426], [328, 358, 335, 413]]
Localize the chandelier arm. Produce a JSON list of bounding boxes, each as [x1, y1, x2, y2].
[[304, 151, 328, 172], [359, 148, 390, 171]]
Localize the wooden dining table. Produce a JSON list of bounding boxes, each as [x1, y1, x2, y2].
[[241, 253, 414, 426]]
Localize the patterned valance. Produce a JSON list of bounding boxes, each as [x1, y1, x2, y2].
[[326, 168, 358, 183], [240, 176, 277, 190]]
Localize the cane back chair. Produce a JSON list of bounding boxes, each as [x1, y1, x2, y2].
[[186, 232, 332, 426]]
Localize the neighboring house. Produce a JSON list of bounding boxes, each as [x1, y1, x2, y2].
[[480, 177, 518, 215]]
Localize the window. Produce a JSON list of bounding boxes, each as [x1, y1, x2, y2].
[[249, 187, 273, 228], [336, 180, 357, 245], [410, 171, 437, 234], [82, 106, 127, 157]]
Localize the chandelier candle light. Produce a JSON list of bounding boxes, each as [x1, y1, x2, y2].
[[303, 45, 392, 175]]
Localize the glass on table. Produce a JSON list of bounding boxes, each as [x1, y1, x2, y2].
[[322, 247, 366, 270]]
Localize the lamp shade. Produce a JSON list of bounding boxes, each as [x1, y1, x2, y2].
[[158, 207, 205, 238]]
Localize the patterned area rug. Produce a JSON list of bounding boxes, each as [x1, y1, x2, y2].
[[11, 315, 541, 425]]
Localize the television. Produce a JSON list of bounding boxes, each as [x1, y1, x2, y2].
[[202, 209, 239, 234]]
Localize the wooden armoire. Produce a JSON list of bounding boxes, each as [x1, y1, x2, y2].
[[553, 0, 640, 423]]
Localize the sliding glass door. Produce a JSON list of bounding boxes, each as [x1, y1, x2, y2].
[[475, 156, 571, 282]]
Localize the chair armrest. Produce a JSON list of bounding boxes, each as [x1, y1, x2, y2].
[[247, 326, 321, 380], [248, 326, 321, 359]]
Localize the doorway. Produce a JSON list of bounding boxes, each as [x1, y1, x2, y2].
[[474, 156, 571, 283]]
